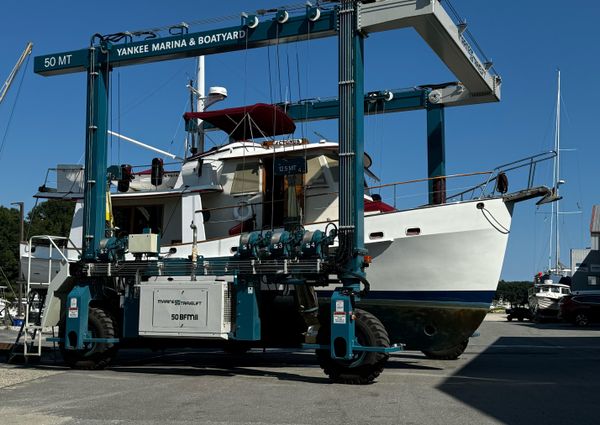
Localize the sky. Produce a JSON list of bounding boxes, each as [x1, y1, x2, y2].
[[0, 0, 598, 281]]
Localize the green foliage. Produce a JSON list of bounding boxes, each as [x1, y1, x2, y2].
[[26, 200, 75, 240], [495, 280, 533, 306], [0, 206, 20, 284]]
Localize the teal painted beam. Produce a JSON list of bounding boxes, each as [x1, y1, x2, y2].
[[349, 27, 366, 277], [82, 46, 110, 260], [200, 89, 428, 132], [336, 0, 365, 283], [426, 104, 446, 205], [281, 88, 428, 122], [34, 9, 337, 76]]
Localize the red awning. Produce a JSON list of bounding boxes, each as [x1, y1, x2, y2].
[[184, 103, 296, 141]]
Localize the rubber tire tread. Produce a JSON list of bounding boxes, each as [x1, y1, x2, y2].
[[422, 338, 469, 360], [316, 308, 390, 385], [60, 307, 117, 370]]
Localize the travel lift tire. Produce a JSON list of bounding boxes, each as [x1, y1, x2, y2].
[[316, 308, 390, 385], [422, 338, 469, 360], [59, 307, 118, 370]]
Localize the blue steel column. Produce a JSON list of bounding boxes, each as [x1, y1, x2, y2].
[[426, 104, 446, 204], [82, 46, 109, 260], [338, 0, 365, 281]]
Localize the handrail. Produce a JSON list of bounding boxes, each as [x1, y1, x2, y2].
[[447, 150, 556, 202], [367, 171, 492, 191], [190, 170, 497, 220], [190, 158, 551, 216], [28, 235, 81, 262]]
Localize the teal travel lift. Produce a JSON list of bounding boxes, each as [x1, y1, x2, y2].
[[36, 1, 499, 383]]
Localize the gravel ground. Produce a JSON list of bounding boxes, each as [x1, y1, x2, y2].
[[0, 365, 63, 389]]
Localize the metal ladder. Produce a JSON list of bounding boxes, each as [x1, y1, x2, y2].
[[10, 236, 77, 361]]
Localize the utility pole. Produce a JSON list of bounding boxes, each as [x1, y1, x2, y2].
[[10, 202, 24, 317]]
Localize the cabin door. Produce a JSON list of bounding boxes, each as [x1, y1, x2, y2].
[[262, 157, 305, 229]]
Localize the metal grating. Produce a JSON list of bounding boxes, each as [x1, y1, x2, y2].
[[223, 284, 232, 325]]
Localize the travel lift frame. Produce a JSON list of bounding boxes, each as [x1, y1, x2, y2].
[[33, 0, 500, 383]]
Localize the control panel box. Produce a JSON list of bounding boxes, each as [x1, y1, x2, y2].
[[128, 233, 159, 254], [138, 280, 231, 339]]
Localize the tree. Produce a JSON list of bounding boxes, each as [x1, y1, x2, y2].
[[495, 280, 532, 306], [0, 206, 20, 286], [26, 200, 75, 241]]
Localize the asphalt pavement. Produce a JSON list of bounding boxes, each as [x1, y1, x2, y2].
[[1, 314, 599, 425]]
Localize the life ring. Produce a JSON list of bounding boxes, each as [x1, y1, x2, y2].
[[233, 201, 253, 221]]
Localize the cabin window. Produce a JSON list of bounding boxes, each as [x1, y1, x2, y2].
[[231, 162, 260, 195], [113, 205, 164, 236], [551, 287, 559, 293], [561, 288, 570, 294], [305, 156, 328, 187], [325, 156, 339, 184]]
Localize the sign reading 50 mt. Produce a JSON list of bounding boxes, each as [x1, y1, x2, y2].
[[43, 54, 74, 68]]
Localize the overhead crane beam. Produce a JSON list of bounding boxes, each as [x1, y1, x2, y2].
[[35, 1, 499, 107], [359, 0, 500, 105], [281, 88, 429, 122], [200, 88, 429, 131], [33, 9, 337, 77]]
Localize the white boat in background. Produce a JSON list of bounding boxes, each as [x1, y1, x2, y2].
[[20, 99, 554, 359], [528, 280, 571, 319]]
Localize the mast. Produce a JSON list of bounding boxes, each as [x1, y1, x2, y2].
[[196, 56, 206, 154], [555, 70, 561, 273], [549, 69, 561, 273]]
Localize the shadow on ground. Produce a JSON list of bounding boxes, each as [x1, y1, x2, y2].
[[438, 336, 600, 424], [2, 346, 442, 384]]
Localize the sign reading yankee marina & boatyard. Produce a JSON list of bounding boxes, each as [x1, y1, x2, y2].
[[34, 9, 337, 76], [114, 30, 246, 57]]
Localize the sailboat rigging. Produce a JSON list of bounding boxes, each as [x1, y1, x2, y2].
[[529, 70, 574, 320]]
